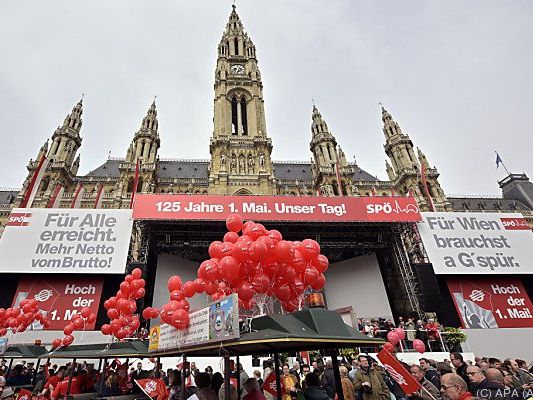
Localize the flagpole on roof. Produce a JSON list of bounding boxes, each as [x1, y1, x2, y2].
[[495, 151, 511, 175]]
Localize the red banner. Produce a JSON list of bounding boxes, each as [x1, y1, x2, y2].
[[135, 379, 169, 400], [447, 278, 533, 328], [12, 278, 103, 330], [376, 349, 421, 395], [133, 194, 421, 223], [262, 371, 284, 397]]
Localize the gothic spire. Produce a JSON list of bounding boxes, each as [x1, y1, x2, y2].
[[381, 104, 403, 139], [61, 98, 83, 134], [311, 104, 332, 137], [139, 100, 159, 134]]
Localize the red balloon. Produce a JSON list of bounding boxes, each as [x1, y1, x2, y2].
[[251, 273, 270, 294], [208, 241, 223, 259], [204, 281, 218, 296], [242, 221, 256, 236], [11, 308, 20, 317], [223, 231, 240, 243], [72, 317, 85, 330], [63, 324, 74, 335], [204, 260, 220, 281], [413, 339, 426, 354], [232, 242, 250, 262], [387, 331, 400, 345], [219, 256, 240, 284], [237, 234, 254, 246], [249, 241, 267, 262], [274, 241, 294, 263], [182, 281, 197, 298], [87, 313, 96, 324], [274, 284, 291, 301], [383, 342, 395, 352], [117, 298, 129, 311], [52, 338, 62, 348], [282, 266, 297, 283], [80, 307, 91, 318], [312, 254, 329, 273], [267, 230, 283, 245], [167, 276, 182, 292], [310, 273, 326, 290], [248, 223, 266, 240], [119, 281, 131, 295], [125, 275, 135, 283], [282, 300, 298, 313], [194, 278, 206, 294], [169, 290, 184, 302], [226, 214, 243, 233], [263, 260, 280, 278], [114, 328, 127, 339], [292, 278, 305, 295], [142, 307, 154, 320], [133, 288, 146, 299], [21, 304, 33, 313], [237, 281, 254, 302], [218, 242, 235, 258], [301, 239, 321, 260], [256, 236, 275, 256], [132, 268, 143, 279], [172, 309, 190, 329], [303, 266, 319, 286], [394, 328, 406, 341], [130, 278, 143, 291], [107, 308, 119, 319], [290, 250, 306, 272]]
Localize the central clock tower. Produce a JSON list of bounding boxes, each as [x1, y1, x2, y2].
[[209, 5, 274, 195]]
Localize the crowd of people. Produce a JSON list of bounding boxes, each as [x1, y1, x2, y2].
[[0, 353, 532, 400]]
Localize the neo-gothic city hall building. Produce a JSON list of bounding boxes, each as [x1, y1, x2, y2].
[[1, 6, 532, 235]]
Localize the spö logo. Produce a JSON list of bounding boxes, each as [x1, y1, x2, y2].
[[469, 289, 486, 303], [6, 213, 32, 226], [34, 289, 54, 302]]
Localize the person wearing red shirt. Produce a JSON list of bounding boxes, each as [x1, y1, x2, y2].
[[51, 373, 84, 400], [40, 367, 66, 398]]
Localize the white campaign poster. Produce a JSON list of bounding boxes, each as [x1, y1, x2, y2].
[[418, 212, 533, 274], [0, 208, 133, 274]]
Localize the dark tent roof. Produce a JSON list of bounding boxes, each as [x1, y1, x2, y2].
[[151, 308, 383, 357], [41, 341, 149, 360], [3, 345, 47, 359]]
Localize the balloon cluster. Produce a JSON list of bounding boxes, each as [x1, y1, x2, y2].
[[52, 307, 97, 348], [0, 299, 50, 337], [180, 214, 328, 312], [100, 268, 145, 340], [384, 328, 426, 353], [142, 276, 190, 330]]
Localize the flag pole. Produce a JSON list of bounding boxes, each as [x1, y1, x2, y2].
[[495, 151, 511, 175]]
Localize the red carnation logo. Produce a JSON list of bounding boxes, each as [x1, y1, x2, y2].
[[6, 213, 32, 226]]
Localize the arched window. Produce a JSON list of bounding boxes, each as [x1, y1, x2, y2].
[[231, 96, 238, 135], [241, 98, 248, 135], [234, 38, 239, 55], [331, 181, 339, 196], [40, 176, 50, 192], [127, 177, 134, 192], [341, 181, 348, 196]]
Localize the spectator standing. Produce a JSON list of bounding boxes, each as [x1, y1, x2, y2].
[[187, 373, 217, 400], [415, 321, 428, 347], [169, 370, 183, 400], [425, 319, 441, 351], [243, 378, 266, 400], [409, 364, 441, 400], [353, 355, 389, 400], [504, 359, 533, 390], [253, 370, 263, 388], [439, 374, 472, 400], [320, 360, 336, 399], [281, 364, 298, 400], [450, 354, 469, 388], [349, 360, 359, 382], [405, 318, 416, 349], [419, 359, 441, 389], [6, 364, 31, 386], [339, 366, 355, 400], [488, 359, 501, 369], [303, 372, 329, 400]]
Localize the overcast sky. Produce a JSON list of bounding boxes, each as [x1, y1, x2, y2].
[[1, 1, 532, 195]]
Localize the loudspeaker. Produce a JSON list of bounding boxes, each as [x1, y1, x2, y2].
[[414, 263, 444, 314]]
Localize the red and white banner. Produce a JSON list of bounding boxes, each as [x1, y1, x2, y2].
[[133, 194, 421, 223], [447, 278, 533, 329], [262, 371, 284, 398], [418, 212, 533, 274], [20, 156, 49, 208], [376, 349, 421, 395], [11, 278, 103, 330], [135, 379, 168, 400], [94, 183, 104, 209], [47, 184, 64, 208], [0, 208, 133, 274], [71, 184, 85, 208]]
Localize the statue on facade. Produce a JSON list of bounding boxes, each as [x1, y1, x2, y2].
[[239, 156, 245, 173], [258, 152, 265, 168], [248, 154, 254, 173], [230, 154, 237, 172], [220, 152, 227, 165]]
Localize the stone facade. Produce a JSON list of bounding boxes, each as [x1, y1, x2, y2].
[[0, 6, 531, 235]]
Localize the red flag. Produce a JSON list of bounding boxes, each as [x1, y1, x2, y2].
[[262, 371, 284, 398], [130, 158, 140, 209], [20, 156, 49, 208], [135, 378, 169, 400], [16, 389, 32, 400], [70, 184, 85, 208], [94, 183, 104, 209], [46, 184, 64, 208], [420, 163, 436, 212], [376, 349, 421, 395], [335, 161, 343, 196]]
